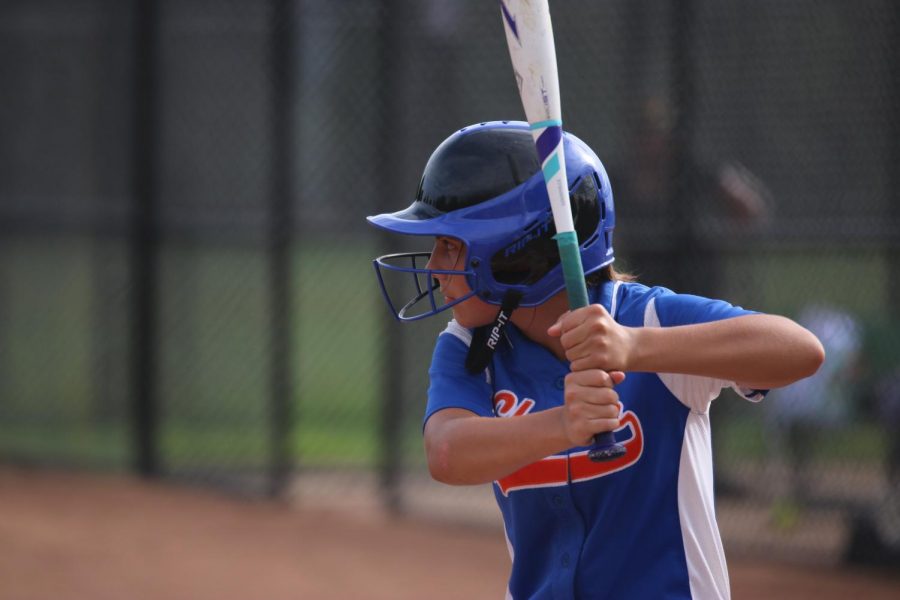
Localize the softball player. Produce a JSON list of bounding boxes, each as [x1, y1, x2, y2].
[[368, 121, 823, 599]]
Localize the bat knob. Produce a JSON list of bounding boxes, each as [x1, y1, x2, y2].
[[588, 442, 627, 462]]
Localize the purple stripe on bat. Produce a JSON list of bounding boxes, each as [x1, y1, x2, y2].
[[535, 126, 562, 163], [499, 1, 519, 42]]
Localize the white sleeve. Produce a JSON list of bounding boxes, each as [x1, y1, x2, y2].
[[643, 298, 735, 414]]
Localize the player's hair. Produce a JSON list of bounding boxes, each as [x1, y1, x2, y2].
[[588, 264, 637, 286]]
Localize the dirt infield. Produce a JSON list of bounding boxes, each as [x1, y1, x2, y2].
[[1, 466, 897, 600]]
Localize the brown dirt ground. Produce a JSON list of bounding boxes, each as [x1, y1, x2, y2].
[[1, 466, 898, 600]]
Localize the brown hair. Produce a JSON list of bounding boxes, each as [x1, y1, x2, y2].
[[586, 264, 638, 287]]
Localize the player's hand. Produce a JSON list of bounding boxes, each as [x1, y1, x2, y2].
[[548, 304, 636, 372], [560, 369, 625, 446]]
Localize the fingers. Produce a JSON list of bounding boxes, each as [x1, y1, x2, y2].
[[565, 368, 617, 389], [546, 313, 567, 338], [562, 398, 622, 446], [559, 303, 611, 331], [561, 368, 624, 445], [569, 356, 594, 372], [609, 370, 626, 386], [548, 304, 609, 336], [564, 374, 622, 412], [548, 303, 632, 372], [549, 304, 612, 348]]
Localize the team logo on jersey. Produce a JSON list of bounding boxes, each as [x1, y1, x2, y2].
[[495, 408, 644, 496], [493, 389, 536, 417]]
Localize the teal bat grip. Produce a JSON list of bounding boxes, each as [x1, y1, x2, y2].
[[554, 231, 589, 310], [554, 231, 588, 310], [554, 230, 627, 462]]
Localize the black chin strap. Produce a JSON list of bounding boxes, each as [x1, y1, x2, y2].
[[465, 291, 523, 375]]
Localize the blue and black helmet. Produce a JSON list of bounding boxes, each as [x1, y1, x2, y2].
[[368, 120, 615, 321]]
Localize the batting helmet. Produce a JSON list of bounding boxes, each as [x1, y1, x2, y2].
[[368, 120, 615, 321]]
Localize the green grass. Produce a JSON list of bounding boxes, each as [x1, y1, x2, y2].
[[0, 234, 406, 470], [726, 250, 889, 319], [0, 423, 130, 468], [717, 417, 889, 463]]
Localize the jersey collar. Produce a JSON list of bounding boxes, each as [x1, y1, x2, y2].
[[592, 279, 621, 318]]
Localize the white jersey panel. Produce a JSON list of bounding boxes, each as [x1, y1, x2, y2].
[[643, 298, 733, 414], [442, 319, 473, 347], [503, 525, 515, 600], [678, 411, 731, 600]]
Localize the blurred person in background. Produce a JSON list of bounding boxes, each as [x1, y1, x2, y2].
[[870, 366, 900, 546], [611, 97, 771, 299], [846, 323, 900, 567], [765, 304, 863, 527]]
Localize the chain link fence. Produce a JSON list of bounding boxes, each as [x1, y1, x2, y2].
[[1, 0, 898, 566]]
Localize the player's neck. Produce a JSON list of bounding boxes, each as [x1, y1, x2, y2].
[[510, 291, 569, 362]]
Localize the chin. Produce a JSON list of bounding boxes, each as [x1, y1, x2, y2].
[[448, 294, 498, 329], [451, 310, 495, 330]]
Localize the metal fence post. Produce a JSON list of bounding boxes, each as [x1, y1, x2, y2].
[[668, 0, 697, 294], [889, 4, 900, 318], [376, 0, 407, 514], [267, 0, 297, 498], [131, 0, 161, 477]]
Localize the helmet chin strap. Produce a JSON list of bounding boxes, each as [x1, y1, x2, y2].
[[465, 290, 523, 375]]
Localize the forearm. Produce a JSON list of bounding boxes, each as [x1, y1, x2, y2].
[[425, 408, 570, 486], [630, 314, 824, 389]]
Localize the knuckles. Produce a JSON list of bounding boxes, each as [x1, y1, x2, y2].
[[561, 304, 607, 332], [565, 369, 613, 389], [564, 381, 619, 408], [584, 304, 606, 317]]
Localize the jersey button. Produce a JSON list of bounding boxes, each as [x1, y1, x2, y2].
[[554, 376, 565, 390], [561, 553, 571, 567], [552, 494, 563, 507]]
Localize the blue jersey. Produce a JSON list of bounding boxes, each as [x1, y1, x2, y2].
[[425, 280, 765, 600]]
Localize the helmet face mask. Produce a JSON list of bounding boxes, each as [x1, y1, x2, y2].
[[372, 250, 478, 321], [368, 121, 615, 322]]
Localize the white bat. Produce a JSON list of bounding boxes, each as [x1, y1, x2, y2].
[[500, 0, 625, 461]]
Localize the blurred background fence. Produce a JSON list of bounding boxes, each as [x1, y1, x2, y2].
[[2, 0, 899, 567]]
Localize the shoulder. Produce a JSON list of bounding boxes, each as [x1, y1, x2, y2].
[[426, 320, 494, 421], [431, 319, 493, 381], [651, 291, 757, 327], [615, 282, 757, 328], [431, 320, 473, 368], [611, 281, 669, 327]]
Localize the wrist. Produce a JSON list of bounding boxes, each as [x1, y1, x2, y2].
[[548, 406, 576, 449], [628, 326, 654, 372]]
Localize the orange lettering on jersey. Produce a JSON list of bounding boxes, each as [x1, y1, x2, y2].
[[493, 390, 536, 418], [495, 410, 644, 496], [494, 455, 568, 495]]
